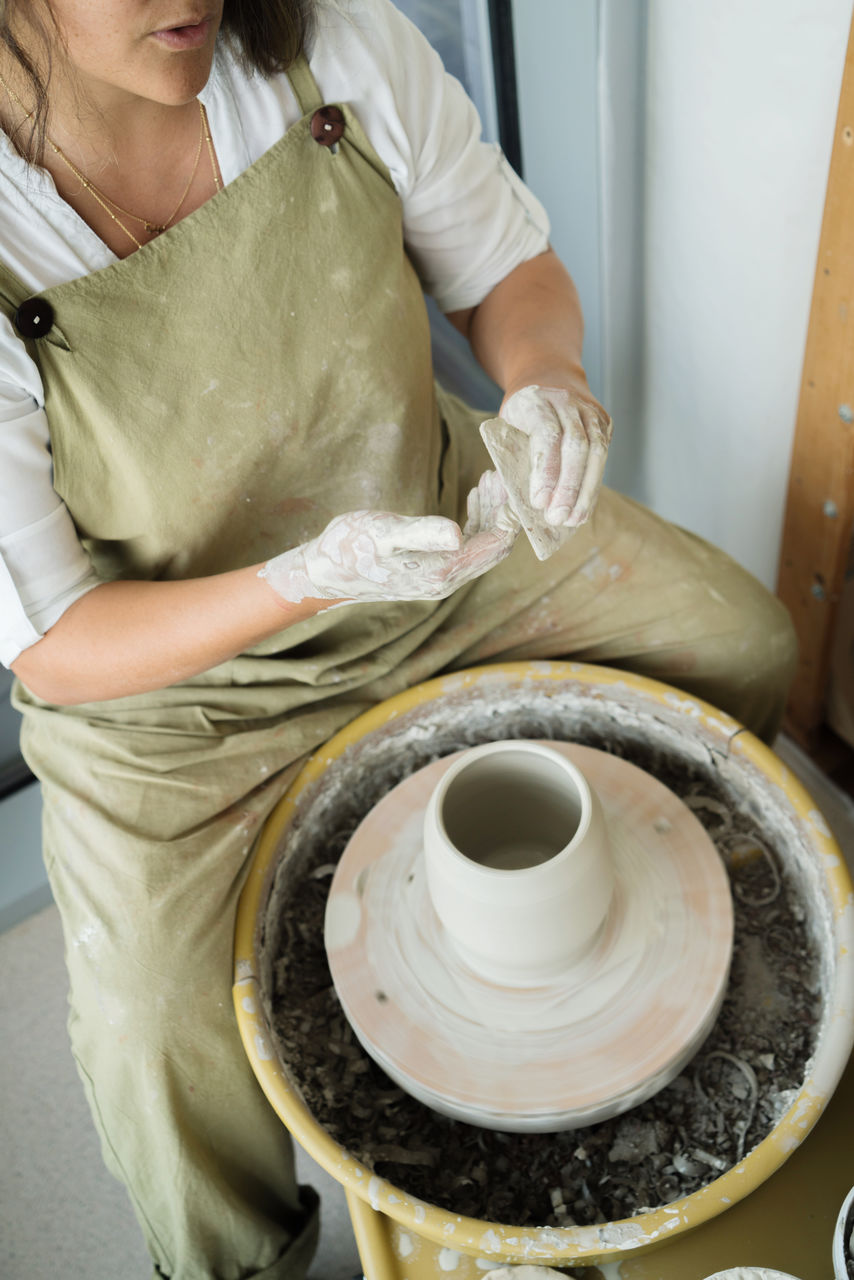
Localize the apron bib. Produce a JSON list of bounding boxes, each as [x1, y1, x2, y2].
[[0, 56, 494, 791]]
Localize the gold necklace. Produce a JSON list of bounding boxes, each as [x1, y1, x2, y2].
[[0, 70, 222, 249], [49, 100, 211, 243]]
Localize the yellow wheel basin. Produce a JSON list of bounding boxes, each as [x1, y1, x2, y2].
[[233, 661, 854, 1275]]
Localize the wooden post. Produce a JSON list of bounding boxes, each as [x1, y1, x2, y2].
[[776, 9, 854, 745]]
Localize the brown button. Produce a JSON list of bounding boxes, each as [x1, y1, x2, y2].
[[311, 106, 345, 147], [14, 297, 54, 339]]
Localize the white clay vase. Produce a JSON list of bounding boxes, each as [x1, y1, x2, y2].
[[423, 740, 614, 986]]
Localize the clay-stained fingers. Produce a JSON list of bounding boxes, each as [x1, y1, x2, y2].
[[527, 412, 564, 512], [502, 384, 612, 528], [543, 403, 590, 526], [371, 512, 463, 555], [391, 527, 512, 597], [303, 511, 465, 599], [463, 470, 517, 539], [442, 526, 516, 592], [499, 386, 562, 510], [265, 505, 514, 606], [464, 475, 484, 536], [563, 405, 612, 528]]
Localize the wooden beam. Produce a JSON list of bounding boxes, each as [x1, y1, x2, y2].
[[777, 9, 854, 744]]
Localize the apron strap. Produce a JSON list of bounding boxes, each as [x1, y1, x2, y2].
[[286, 53, 326, 117]]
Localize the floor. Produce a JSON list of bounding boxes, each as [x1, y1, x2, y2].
[[0, 929, 362, 1280], [1, 736, 852, 1280]]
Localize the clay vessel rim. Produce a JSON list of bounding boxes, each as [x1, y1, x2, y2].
[[427, 738, 593, 878]]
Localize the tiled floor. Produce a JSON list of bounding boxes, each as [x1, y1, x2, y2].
[[1, 735, 852, 1280]]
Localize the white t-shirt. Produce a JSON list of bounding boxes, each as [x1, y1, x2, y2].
[[0, 0, 549, 667]]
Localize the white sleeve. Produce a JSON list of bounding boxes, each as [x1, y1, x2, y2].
[[0, 319, 101, 668], [312, 0, 551, 311]]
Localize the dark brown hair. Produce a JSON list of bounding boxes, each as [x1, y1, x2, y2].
[[222, 0, 316, 76], [0, 0, 316, 164]]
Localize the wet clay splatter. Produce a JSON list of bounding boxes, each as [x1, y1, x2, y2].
[[260, 678, 825, 1228]]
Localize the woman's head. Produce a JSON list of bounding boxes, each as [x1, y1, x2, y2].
[[0, 0, 315, 160]]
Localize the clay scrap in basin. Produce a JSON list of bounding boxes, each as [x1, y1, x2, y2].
[[324, 740, 734, 1132]]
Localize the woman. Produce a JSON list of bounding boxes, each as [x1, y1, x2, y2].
[[0, 1, 795, 1276]]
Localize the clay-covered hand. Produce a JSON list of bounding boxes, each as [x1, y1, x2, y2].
[[501, 384, 612, 528], [462, 468, 521, 543], [259, 506, 516, 605]]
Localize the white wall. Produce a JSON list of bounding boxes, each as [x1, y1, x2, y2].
[[641, 0, 852, 587], [513, 0, 852, 589], [511, 0, 646, 501], [598, 0, 648, 503], [512, 0, 605, 401]]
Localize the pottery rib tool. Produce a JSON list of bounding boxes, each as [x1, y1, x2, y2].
[[479, 416, 573, 561]]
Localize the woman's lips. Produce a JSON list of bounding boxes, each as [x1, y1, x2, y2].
[[151, 18, 213, 50]]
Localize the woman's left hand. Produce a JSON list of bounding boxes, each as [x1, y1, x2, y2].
[[500, 383, 612, 530], [462, 468, 520, 543]]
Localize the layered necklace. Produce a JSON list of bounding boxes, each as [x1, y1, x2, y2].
[[0, 71, 222, 251]]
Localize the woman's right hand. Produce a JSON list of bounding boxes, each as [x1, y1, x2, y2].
[[260, 493, 518, 605], [11, 487, 519, 706]]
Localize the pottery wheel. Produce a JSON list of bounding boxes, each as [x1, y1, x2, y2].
[[324, 742, 734, 1131]]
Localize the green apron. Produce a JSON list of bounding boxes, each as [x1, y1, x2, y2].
[[0, 55, 795, 1280]]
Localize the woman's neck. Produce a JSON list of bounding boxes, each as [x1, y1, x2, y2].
[[0, 47, 222, 258]]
